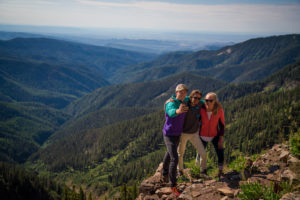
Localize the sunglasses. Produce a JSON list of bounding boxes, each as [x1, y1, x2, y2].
[[192, 96, 201, 100], [205, 99, 214, 103]]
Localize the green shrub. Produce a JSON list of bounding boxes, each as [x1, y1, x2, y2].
[[289, 129, 300, 158], [238, 182, 264, 200], [229, 155, 246, 172], [190, 166, 201, 179], [238, 182, 280, 200]]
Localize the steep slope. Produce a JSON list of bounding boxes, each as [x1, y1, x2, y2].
[[217, 61, 300, 102], [0, 57, 109, 108], [47, 107, 157, 142], [0, 162, 63, 200], [111, 34, 300, 83], [0, 102, 69, 163]]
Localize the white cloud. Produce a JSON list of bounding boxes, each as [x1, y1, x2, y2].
[[0, 0, 299, 33]]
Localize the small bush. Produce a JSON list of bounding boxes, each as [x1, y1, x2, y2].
[[238, 182, 280, 200], [229, 155, 246, 172], [190, 166, 201, 179], [289, 129, 300, 158]]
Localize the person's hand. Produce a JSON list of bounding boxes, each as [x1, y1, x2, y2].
[[176, 103, 189, 114], [218, 136, 224, 149]]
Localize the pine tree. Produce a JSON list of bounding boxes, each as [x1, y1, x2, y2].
[[88, 193, 93, 200], [120, 183, 127, 200], [79, 186, 85, 200]]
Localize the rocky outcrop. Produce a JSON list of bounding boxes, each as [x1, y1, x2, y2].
[[137, 144, 300, 200]]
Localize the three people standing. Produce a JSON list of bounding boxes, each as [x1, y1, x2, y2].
[[162, 84, 225, 196]]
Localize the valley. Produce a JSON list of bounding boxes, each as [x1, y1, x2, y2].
[[0, 33, 299, 199]]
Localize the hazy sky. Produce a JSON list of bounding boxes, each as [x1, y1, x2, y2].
[[0, 0, 300, 34]]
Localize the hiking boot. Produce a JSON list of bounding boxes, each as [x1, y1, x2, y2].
[[171, 186, 180, 197]]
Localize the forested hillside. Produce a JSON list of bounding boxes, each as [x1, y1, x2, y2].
[[0, 102, 69, 163], [0, 58, 109, 108], [111, 34, 300, 84], [0, 37, 156, 108], [64, 72, 226, 117], [0, 37, 156, 165], [217, 61, 300, 102], [28, 62, 299, 198], [0, 34, 299, 199]]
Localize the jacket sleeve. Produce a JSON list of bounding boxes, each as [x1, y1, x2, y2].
[[217, 109, 225, 136], [165, 102, 178, 118]]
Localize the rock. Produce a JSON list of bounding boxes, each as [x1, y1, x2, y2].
[[204, 179, 216, 186], [217, 187, 234, 197], [234, 189, 240, 197], [242, 158, 253, 180], [139, 183, 156, 194], [178, 193, 193, 200], [281, 169, 298, 184], [288, 156, 300, 165], [269, 164, 280, 172], [143, 194, 160, 200], [272, 144, 282, 151], [155, 187, 172, 196], [280, 192, 300, 200], [191, 190, 202, 198], [137, 143, 300, 200], [279, 151, 290, 163], [136, 194, 144, 200], [220, 196, 228, 200]]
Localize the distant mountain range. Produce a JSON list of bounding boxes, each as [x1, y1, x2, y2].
[[0, 31, 233, 55], [111, 34, 300, 84]]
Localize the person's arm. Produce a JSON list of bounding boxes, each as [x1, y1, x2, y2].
[[165, 102, 177, 117], [165, 101, 188, 117]]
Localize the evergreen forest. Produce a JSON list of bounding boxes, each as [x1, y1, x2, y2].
[[0, 33, 299, 199]]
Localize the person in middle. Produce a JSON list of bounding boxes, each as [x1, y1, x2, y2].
[[178, 90, 207, 175]]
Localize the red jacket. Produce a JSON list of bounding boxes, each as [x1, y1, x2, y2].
[[199, 107, 225, 137]]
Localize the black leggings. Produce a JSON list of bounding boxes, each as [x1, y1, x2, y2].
[[162, 135, 180, 187], [201, 136, 224, 168]]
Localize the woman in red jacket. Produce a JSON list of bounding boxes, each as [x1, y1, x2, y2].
[[198, 92, 225, 177]]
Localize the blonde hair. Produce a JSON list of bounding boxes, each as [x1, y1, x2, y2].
[[206, 92, 222, 115]]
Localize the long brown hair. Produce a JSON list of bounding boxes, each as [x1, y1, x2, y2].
[[206, 92, 222, 115]]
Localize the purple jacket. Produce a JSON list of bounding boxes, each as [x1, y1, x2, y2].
[[163, 112, 186, 136], [162, 95, 188, 136]]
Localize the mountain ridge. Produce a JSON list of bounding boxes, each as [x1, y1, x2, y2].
[[111, 34, 300, 84]]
